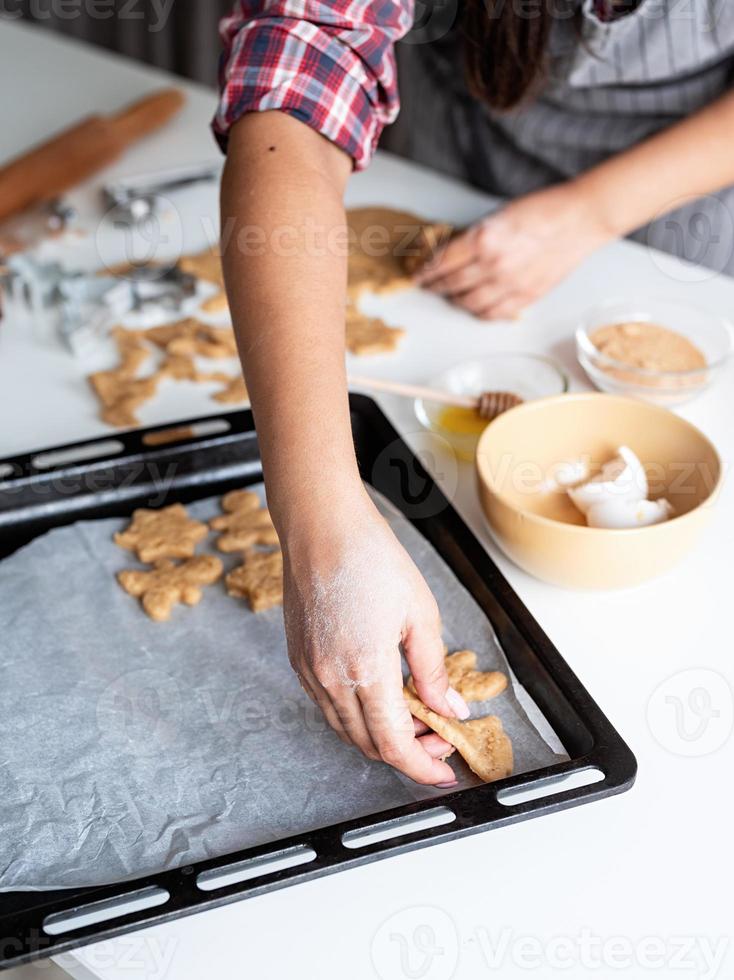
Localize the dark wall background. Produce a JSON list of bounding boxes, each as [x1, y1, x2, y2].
[[14, 0, 233, 85]]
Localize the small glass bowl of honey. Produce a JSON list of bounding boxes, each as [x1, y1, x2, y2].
[[414, 352, 569, 461]]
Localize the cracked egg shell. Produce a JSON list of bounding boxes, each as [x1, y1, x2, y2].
[[567, 445, 648, 515], [586, 497, 674, 529]]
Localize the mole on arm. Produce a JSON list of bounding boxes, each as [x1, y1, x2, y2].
[[268, 145, 276, 152]]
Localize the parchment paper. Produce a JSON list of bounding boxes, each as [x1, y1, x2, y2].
[[0, 486, 565, 890]]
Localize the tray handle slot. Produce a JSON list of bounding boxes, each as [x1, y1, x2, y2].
[[142, 419, 231, 447], [42, 886, 170, 936], [342, 806, 456, 850], [496, 766, 605, 807], [31, 439, 125, 471], [196, 845, 317, 892]]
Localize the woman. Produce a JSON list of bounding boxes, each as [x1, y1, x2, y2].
[[214, 0, 734, 786]]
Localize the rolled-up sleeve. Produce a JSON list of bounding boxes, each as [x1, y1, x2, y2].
[[213, 0, 414, 169]]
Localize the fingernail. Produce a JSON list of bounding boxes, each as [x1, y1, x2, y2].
[[436, 780, 458, 789], [446, 686, 471, 720]]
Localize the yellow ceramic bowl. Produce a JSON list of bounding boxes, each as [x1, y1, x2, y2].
[[475, 393, 722, 589]]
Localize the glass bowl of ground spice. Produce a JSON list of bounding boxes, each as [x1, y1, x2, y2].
[[576, 298, 733, 405]]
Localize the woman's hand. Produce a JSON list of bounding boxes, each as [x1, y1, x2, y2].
[[282, 492, 469, 786], [416, 182, 613, 320]]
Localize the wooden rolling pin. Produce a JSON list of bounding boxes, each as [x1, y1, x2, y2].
[[0, 89, 186, 223], [348, 374, 523, 420]]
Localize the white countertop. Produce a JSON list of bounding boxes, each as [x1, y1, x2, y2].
[[2, 19, 733, 980]]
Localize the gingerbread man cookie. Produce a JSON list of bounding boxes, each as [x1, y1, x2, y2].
[[226, 549, 283, 612], [118, 555, 223, 621], [345, 306, 405, 356], [210, 490, 279, 552], [114, 503, 209, 563], [178, 245, 228, 315], [443, 650, 508, 702], [403, 685, 513, 783]]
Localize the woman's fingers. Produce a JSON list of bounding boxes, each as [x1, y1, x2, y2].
[[314, 673, 456, 770], [326, 684, 381, 760], [414, 225, 480, 285], [357, 678, 456, 785], [297, 665, 353, 746], [451, 282, 517, 319], [308, 660, 457, 771], [402, 615, 469, 720], [418, 732, 456, 758], [424, 260, 491, 298], [480, 292, 533, 321]]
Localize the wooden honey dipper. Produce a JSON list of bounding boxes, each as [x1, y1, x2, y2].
[[348, 375, 523, 420]]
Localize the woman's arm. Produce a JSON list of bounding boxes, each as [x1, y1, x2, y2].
[[221, 111, 465, 786], [578, 88, 734, 239], [419, 90, 734, 319]]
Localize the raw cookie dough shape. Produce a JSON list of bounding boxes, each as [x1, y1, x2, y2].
[[344, 208, 453, 357], [158, 353, 232, 384], [144, 319, 238, 359], [114, 503, 209, 563], [443, 650, 508, 702], [118, 555, 223, 621], [88, 327, 160, 428], [88, 372, 159, 429], [403, 686, 513, 783], [210, 490, 280, 552], [226, 549, 284, 612], [89, 321, 245, 428], [402, 220, 455, 275], [167, 327, 237, 360], [149, 320, 245, 399], [212, 375, 249, 404], [178, 246, 228, 315], [346, 208, 453, 301], [345, 306, 405, 356], [200, 290, 229, 314]]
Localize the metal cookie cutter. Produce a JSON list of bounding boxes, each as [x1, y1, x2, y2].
[[1, 256, 197, 356], [104, 161, 223, 225], [58, 264, 198, 355]]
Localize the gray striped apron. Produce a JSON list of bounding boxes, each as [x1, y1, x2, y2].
[[383, 0, 734, 274]]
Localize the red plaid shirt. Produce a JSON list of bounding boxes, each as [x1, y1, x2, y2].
[[214, 0, 413, 170], [214, 1, 641, 170]]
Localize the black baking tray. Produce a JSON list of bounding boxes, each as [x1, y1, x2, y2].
[[0, 396, 637, 969]]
